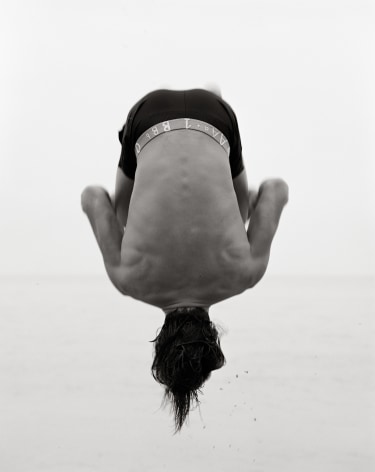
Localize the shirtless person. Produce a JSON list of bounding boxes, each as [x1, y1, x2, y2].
[[81, 87, 288, 432]]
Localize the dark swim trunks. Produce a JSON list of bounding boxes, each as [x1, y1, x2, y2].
[[118, 89, 244, 180]]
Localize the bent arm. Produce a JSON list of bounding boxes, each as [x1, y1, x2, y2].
[[232, 168, 250, 224], [247, 178, 289, 283], [81, 185, 125, 289], [114, 167, 134, 227]]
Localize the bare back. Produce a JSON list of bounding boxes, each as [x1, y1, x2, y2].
[[119, 130, 252, 310]]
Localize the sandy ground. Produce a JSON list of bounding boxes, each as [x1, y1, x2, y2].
[[0, 275, 374, 472]]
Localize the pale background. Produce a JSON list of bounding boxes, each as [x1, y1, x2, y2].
[[1, 1, 374, 472], [1, 0, 374, 277]]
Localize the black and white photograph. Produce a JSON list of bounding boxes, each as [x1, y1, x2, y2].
[[1, 1, 374, 471]]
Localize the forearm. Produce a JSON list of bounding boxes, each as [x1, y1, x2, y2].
[[81, 186, 124, 264], [232, 169, 250, 224], [247, 179, 289, 257], [236, 188, 250, 224], [114, 168, 135, 228]]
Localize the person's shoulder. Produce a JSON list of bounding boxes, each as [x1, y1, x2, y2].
[[240, 251, 270, 290], [105, 264, 131, 297]]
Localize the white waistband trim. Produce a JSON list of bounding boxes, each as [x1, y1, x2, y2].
[[135, 118, 230, 157]]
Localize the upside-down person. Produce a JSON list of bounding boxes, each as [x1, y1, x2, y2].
[[81, 86, 289, 432]]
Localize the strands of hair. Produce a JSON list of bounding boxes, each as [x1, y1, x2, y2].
[[150, 306, 225, 433]]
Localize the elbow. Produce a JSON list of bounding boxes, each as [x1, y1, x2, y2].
[[81, 187, 94, 214], [81, 186, 108, 213], [261, 179, 289, 205]]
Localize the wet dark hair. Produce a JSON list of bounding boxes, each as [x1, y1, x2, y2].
[[151, 307, 225, 433]]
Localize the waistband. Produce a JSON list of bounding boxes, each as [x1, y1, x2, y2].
[[135, 118, 230, 157]]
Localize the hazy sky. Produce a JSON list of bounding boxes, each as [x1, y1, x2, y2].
[[1, 0, 374, 276]]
